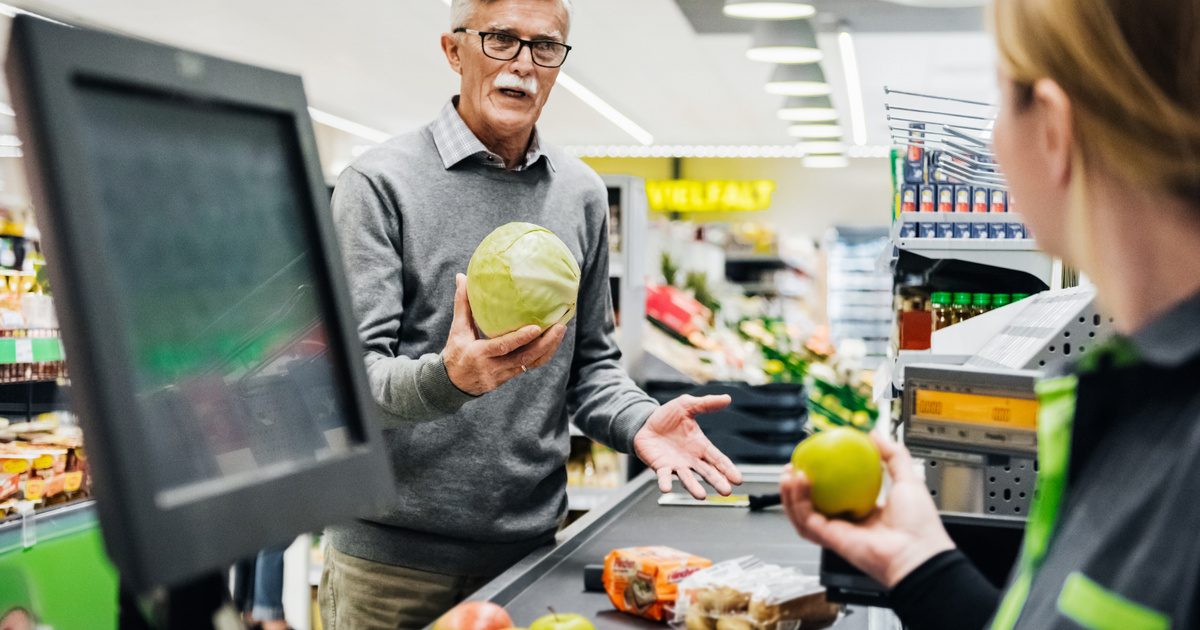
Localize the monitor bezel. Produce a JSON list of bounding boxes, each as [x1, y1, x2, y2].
[[7, 16, 394, 589]]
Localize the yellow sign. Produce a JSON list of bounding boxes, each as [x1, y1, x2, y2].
[[646, 179, 776, 213], [914, 390, 1039, 430]]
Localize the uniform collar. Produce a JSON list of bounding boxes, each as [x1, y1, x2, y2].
[[429, 96, 554, 172], [1129, 289, 1200, 368]]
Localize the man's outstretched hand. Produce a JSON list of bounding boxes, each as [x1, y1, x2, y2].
[[634, 394, 744, 500]]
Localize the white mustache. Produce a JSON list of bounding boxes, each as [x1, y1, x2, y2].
[[494, 72, 539, 96]]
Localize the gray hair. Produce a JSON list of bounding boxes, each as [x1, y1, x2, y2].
[[450, 0, 573, 32]]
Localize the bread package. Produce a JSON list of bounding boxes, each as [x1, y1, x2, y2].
[[603, 546, 713, 621], [674, 557, 842, 630]]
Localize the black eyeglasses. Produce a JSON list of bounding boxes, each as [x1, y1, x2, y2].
[[453, 28, 572, 68]]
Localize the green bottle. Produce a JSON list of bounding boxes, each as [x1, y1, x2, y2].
[[972, 293, 993, 317], [931, 292, 953, 331], [952, 292, 973, 324], [993, 293, 1012, 308], [1012, 293, 1031, 302]]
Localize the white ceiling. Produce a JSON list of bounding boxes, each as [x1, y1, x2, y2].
[[8, 0, 998, 148]]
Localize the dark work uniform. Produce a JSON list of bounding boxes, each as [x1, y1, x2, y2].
[[889, 291, 1200, 630]]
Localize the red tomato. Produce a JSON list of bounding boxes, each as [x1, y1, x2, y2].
[[433, 601, 515, 630]]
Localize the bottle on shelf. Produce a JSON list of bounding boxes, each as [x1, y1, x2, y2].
[[993, 293, 1012, 309], [1012, 293, 1031, 302], [951, 292, 973, 324], [931, 292, 954, 332], [972, 293, 993, 318]]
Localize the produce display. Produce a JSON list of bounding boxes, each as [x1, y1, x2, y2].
[[674, 557, 842, 630], [790, 428, 882, 520], [602, 546, 713, 622], [467, 222, 580, 338]]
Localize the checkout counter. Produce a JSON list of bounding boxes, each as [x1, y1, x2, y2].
[[470, 466, 894, 630]]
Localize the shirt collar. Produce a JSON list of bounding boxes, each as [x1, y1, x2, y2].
[[430, 96, 554, 172], [1129, 289, 1200, 368]]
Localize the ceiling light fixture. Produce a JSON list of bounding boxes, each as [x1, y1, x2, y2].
[[555, 74, 654, 146], [307, 107, 392, 144], [837, 26, 869, 146], [723, 0, 816, 20], [847, 145, 893, 158], [564, 145, 811, 159], [788, 124, 842, 138], [747, 20, 823, 64], [435, 0, 653, 146], [778, 96, 838, 122], [765, 64, 831, 97], [797, 141, 845, 154], [802, 155, 849, 168]]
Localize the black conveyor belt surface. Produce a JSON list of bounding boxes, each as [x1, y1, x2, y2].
[[469, 471, 879, 629]]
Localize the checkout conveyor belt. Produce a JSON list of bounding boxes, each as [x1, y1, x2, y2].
[[468, 466, 898, 629]]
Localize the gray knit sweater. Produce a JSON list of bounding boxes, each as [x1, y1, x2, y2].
[[325, 109, 658, 577]]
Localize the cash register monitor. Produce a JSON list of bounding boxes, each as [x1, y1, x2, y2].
[[7, 16, 392, 589]]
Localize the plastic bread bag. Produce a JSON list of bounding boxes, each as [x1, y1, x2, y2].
[[673, 557, 844, 630]]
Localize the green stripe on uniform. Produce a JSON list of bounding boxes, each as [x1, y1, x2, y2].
[[1057, 572, 1169, 630]]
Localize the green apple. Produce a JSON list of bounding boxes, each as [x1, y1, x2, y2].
[[791, 427, 882, 520], [529, 612, 595, 630]]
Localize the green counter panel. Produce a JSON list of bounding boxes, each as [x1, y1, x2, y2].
[[0, 503, 118, 629]]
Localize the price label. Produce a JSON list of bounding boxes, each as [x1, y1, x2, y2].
[[24, 477, 44, 501], [64, 471, 83, 492], [14, 338, 33, 363]]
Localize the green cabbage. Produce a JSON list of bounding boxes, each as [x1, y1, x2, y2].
[[466, 222, 581, 338]]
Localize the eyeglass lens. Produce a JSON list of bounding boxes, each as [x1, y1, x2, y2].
[[483, 33, 567, 67]]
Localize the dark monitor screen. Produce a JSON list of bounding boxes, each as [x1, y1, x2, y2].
[[74, 84, 359, 506], [7, 15, 391, 589]]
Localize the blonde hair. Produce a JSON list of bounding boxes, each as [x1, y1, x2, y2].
[[992, 0, 1200, 204]]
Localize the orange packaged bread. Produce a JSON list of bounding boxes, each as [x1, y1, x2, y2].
[[603, 546, 712, 621]]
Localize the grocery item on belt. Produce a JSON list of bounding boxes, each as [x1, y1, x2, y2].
[[603, 546, 712, 621], [675, 557, 842, 630]]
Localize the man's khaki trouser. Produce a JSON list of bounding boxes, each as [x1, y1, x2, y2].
[[318, 547, 495, 630]]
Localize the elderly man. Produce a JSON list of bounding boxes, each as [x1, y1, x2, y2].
[[320, 0, 743, 627]]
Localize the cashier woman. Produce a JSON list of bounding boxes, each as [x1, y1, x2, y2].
[[782, 0, 1200, 628]]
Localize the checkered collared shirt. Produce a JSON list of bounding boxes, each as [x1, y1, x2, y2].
[[429, 96, 554, 172]]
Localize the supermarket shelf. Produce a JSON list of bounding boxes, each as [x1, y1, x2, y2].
[[886, 237, 1054, 282], [0, 337, 65, 365], [0, 499, 96, 554]]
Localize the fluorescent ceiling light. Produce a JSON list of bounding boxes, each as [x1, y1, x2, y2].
[[556, 73, 654, 146], [837, 28, 868, 146], [765, 64, 830, 97], [788, 124, 842, 138], [308, 107, 392, 144], [565, 145, 811, 159], [723, 0, 816, 20], [747, 21, 822, 64], [434, 0, 652, 145], [847, 145, 892, 158], [802, 155, 849, 168], [797, 141, 845, 154], [778, 96, 838, 122]]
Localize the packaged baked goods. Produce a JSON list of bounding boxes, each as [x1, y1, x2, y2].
[[603, 546, 713, 621], [674, 557, 843, 630]]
